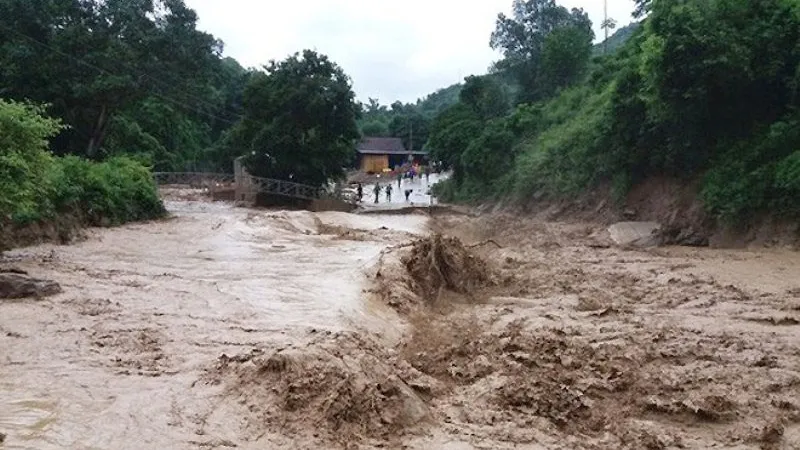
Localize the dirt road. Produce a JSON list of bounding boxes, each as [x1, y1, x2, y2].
[[2, 199, 800, 449]]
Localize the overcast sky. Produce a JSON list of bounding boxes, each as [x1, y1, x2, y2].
[[185, 0, 637, 104]]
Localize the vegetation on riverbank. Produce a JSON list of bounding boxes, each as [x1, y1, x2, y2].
[[0, 99, 164, 250], [426, 0, 800, 225]]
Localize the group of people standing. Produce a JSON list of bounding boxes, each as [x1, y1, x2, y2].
[[355, 166, 432, 204], [355, 182, 402, 203]]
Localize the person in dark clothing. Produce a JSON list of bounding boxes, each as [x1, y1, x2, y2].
[[385, 184, 393, 202], [356, 183, 363, 202], [373, 183, 381, 203], [404, 189, 412, 202]]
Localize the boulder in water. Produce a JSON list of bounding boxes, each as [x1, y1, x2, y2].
[[0, 272, 62, 299]]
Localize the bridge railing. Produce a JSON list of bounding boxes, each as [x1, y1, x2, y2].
[[244, 175, 326, 200], [152, 172, 234, 187], [152, 171, 351, 203]]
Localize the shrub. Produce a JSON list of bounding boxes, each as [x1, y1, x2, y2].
[[1, 98, 165, 231], [511, 85, 612, 199], [0, 99, 63, 223], [52, 156, 166, 226], [702, 116, 800, 221]]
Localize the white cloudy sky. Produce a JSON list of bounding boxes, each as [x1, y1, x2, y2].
[[185, 0, 637, 103]]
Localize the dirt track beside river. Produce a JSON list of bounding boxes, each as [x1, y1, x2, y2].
[[2, 196, 799, 449]]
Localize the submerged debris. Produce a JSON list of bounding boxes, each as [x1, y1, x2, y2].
[[402, 234, 494, 302]]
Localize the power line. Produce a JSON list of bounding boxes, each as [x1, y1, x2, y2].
[[0, 22, 243, 125]]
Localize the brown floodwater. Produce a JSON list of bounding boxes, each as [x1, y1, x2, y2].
[[0, 201, 427, 449]]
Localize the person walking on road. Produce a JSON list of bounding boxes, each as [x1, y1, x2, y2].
[[404, 189, 412, 202], [356, 183, 363, 202], [397, 171, 402, 188], [385, 184, 393, 202], [373, 183, 381, 203]]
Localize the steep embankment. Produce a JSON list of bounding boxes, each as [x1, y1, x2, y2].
[[504, 176, 800, 249], [427, 0, 800, 247]]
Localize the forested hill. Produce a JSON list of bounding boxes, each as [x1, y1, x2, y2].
[[424, 0, 800, 229], [357, 19, 642, 154]]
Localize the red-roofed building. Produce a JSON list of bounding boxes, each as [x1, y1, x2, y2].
[[356, 137, 427, 173]]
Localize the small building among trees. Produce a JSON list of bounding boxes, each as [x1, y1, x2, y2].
[[356, 137, 427, 173]]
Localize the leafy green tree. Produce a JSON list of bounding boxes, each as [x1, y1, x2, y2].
[[639, 0, 800, 174], [361, 120, 390, 137], [230, 50, 360, 187], [461, 119, 515, 182], [460, 75, 511, 120], [490, 0, 593, 102], [388, 113, 430, 151], [541, 26, 593, 90], [427, 75, 511, 185], [0, 0, 227, 161], [427, 103, 483, 182]]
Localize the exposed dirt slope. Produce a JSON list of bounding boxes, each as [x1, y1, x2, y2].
[[513, 177, 799, 249]]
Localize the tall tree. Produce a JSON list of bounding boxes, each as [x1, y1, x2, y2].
[[490, 0, 593, 102], [229, 50, 360, 187], [0, 0, 225, 160]]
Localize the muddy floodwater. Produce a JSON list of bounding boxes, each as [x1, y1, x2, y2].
[[0, 201, 425, 449], [2, 198, 800, 449]]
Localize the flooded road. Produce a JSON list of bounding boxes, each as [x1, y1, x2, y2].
[[0, 201, 427, 449], [358, 172, 448, 208]]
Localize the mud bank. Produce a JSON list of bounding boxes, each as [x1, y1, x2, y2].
[[0, 213, 85, 253], [510, 177, 800, 249]]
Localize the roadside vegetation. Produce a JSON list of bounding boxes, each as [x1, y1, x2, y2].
[[426, 0, 800, 224]]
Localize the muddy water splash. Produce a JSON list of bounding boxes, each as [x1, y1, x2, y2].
[[0, 201, 426, 449]]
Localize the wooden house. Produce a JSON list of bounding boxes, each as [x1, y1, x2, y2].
[[356, 137, 427, 173]]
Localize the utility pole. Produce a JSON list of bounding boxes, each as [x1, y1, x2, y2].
[[408, 117, 413, 152], [601, 0, 616, 55], [604, 0, 608, 55]]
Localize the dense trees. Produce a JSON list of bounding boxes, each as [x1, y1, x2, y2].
[[226, 50, 360, 187], [357, 83, 462, 152], [0, 0, 363, 185], [4, 0, 798, 224], [426, 0, 800, 221], [0, 0, 241, 171]]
